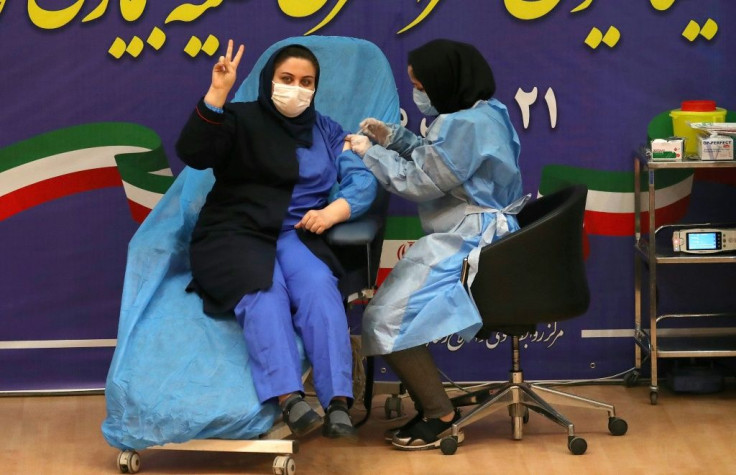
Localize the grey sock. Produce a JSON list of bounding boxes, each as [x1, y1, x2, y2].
[[328, 403, 352, 426], [282, 395, 312, 424]]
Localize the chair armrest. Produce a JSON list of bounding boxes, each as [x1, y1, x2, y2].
[[325, 218, 379, 246]]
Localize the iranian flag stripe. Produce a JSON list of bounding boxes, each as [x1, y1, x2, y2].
[[0, 168, 122, 220], [0, 123, 175, 222], [540, 164, 694, 236], [0, 122, 161, 172], [376, 216, 423, 284], [1, 146, 145, 196]]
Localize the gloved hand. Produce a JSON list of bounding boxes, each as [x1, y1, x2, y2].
[[359, 118, 391, 147], [347, 134, 372, 158]]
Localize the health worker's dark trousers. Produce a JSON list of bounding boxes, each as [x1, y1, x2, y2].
[[382, 345, 455, 419], [234, 229, 353, 409]]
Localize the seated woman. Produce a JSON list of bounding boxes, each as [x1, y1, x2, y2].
[[348, 39, 527, 450], [176, 39, 377, 439]]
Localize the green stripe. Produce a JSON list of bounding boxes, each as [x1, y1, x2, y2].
[[115, 147, 174, 194], [539, 164, 692, 195], [0, 122, 161, 173], [383, 216, 424, 240]]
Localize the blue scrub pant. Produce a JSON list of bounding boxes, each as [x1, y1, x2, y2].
[[234, 229, 353, 409]]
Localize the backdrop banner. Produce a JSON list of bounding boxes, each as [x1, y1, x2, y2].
[[2, 1, 735, 390]]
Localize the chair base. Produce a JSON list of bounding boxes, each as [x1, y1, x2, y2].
[[446, 370, 627, 455]]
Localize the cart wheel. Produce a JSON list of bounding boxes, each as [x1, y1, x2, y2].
[[568, 436, 587, 455], [440, 436, 458, 455], [273, 455, 296, 475], [608, 417, 628, 436], [624, 370, 640, 387], [117, 450, 141, 474], [649, 391, 658, 405], [384, 395, 403, 419]]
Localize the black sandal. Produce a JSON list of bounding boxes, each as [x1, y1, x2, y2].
[[281, 394, 322, 437], [391, 409, 463, 450], [383, 411, 424, 443], [322, 400, 357, 439]]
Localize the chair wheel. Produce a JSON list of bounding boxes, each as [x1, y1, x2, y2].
[[650, 391, 658, 405], [608, 417, 628, 436], [117, 450, 140, 473], [624, 370, 640, 387], [440, 436, 458, 455], [273, 455, 296, 475], [568, 436, 587, 455]]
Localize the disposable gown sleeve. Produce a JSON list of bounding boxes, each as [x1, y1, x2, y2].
[[174, 98, 235, 170], [362, 115, 486, 203], [383, 123, 429, 158]]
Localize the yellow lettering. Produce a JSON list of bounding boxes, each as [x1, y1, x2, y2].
[[504, 0, 560, 21], [120, 0, 146, 22], [28, 0, 85, 29], [82, 0, 109, 23], [278, 0, 327, 17], [570, 0, 592, 13], [165, 0, 223, 24], [0, 0, 6, 15], [302, 0, 349, 36], [397, 0, 440, 35], [650, 0, 675, 11]]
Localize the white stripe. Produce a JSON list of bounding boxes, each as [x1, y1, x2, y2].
[[379, 239, 416, 269], [0, 339, 117, 349], [0, 146, 149, 197], [150, 168, 173, 177], [585, 174, 693, 214], [581, 329, 633, 338], [582, 328, 736, 338], [122, 180, 166, 209]]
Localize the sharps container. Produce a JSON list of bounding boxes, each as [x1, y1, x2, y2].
[[669, 100, 727, 156]]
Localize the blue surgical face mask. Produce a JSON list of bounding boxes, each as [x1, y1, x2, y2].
[[412, 88, 439, 116]]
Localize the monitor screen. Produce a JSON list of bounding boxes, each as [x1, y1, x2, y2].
[[686, 232, 719, 250]]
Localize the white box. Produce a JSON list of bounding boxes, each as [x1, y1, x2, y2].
[[651, 137, 684, 161], [698, 134, 734, 161]]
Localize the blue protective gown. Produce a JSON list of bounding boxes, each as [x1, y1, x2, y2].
[[236, 116, 376, 408], [361, 98, 528, 356]]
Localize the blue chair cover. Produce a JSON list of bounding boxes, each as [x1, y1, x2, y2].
[[102, 36, 400, 450]]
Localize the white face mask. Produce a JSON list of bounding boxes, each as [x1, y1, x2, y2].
[[271, 82, 314, 118], [413, 88, 439, 116]]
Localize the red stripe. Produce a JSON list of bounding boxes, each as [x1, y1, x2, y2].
[[196, 105, 224, 125], [376, 268, 392, 287], [127, 199, 152, 223], [585, 196, 691, 236], [0, 168, 121, 221]]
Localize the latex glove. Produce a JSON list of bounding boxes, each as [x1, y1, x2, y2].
[[359, 118, 391, 146], [347, 134, 372, 158]]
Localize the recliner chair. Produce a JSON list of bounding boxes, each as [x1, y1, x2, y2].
[[439, 185, 628, 455]]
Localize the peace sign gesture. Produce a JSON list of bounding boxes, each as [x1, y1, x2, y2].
[[205, 39, 245, 108]]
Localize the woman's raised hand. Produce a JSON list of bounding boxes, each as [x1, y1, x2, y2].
[[205, 39, 245, 108]]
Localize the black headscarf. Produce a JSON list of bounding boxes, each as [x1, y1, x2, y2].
[[257, 44, 320, 147], [408, 39, 496, 114]]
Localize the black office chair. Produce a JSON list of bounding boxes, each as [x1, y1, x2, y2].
[[439, 185, 627, 455]]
